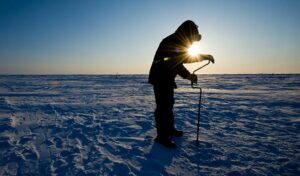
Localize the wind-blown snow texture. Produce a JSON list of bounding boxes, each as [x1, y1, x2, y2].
[[0, 74, 299, 176]]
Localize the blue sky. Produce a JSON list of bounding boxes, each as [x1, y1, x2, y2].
[[0, 0, 299, 74]]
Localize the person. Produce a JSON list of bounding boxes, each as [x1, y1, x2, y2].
[[148, 20, 214, 148]]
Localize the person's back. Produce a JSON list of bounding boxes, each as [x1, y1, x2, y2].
[[149, 33, 190, 88]]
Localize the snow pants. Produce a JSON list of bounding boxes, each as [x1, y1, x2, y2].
[[153, 85, 175, 138]]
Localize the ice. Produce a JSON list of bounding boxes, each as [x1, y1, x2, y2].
[[0, 74, 299, 175]]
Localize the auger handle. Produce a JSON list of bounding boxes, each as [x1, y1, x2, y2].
[[191, 60, 211, 88]]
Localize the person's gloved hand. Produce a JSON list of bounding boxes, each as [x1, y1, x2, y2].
[[206, 55, 215, 63], [200, 54, 215, 63], [189, 74, 198, 84]]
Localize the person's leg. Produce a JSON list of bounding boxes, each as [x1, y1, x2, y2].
[[165, 89, 183, 137], [154, 85, 175, 135], [164, 87, 175, 136], [153, 85, 176, 148]]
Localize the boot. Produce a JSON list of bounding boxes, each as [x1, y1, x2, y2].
[[154, 136, 177, 148], [170, 128, 183, 137]]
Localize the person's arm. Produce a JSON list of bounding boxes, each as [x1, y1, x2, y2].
[[199, 54, 215, 63], [184, 54, 215, 64], [177, 64, 198, 84]]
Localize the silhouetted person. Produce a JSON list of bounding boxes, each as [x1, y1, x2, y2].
[[149, 20, 214, 148]]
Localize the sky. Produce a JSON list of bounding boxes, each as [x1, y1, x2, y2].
[[0, 0, 299, 74]]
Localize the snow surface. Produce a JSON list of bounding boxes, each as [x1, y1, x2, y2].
[[0, 74, 299, 175]]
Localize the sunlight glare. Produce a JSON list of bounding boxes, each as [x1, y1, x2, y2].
[[188, 42, 202, 57]]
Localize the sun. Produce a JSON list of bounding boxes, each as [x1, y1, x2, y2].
[[188, 41, 202, 57]]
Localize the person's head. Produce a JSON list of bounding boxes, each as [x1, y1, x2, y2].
[[175, 20, 201, 46]]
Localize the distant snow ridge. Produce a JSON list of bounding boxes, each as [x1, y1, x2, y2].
[[0, 74, 299, 175]]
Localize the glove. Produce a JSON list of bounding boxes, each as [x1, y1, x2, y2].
[[189, 74, 198, 84], [206, 55, 215, 63], [200, 54, 215, 63]]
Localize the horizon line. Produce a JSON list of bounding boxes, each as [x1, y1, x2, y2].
[[0, 73, 300, 76]]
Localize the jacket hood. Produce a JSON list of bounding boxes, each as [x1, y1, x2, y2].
[[175, 20, 201, 46]]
